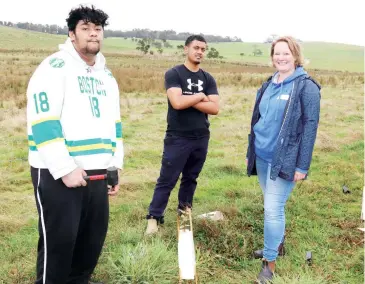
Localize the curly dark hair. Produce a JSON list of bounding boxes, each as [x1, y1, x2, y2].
[[66, 5, 109, 32]]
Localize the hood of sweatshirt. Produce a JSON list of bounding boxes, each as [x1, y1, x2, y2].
[[58, 38, 106, 70], [253, 67, 307, 162]]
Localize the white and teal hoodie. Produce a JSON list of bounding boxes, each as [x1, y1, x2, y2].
[[27, 38, 124, 180]]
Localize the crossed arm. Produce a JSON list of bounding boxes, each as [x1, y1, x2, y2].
[[167, 87, 219, 115]]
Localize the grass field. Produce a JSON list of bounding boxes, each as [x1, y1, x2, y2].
[[0, 25, 364, 283], [0, 25, 363, 72]]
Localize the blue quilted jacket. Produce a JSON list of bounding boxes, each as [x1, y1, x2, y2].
[[247, 74, 321, 181]]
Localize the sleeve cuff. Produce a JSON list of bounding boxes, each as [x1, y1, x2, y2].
[[295, 167, 308, 174], [50, 162, 78, 180], [108, 157, 123, 170]]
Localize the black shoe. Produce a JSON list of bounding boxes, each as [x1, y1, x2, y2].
[[253, 237, 285, 259], [257, 260, 273, 284], [159, 215, 164, 224]]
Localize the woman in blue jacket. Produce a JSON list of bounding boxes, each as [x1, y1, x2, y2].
[[246, 36, 321, 283]]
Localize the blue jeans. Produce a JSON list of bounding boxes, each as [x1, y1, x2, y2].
[[256, 156, 295, 262]]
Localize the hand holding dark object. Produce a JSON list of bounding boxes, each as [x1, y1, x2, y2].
[[83, 167, 120, 196], [62, 168, 87, 188], [108, 181, 120, 196], [107, 168, 120, 196]]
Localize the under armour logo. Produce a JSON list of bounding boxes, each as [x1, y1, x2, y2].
[[187, 79, 204, 91], [86, 67, 92, 73]]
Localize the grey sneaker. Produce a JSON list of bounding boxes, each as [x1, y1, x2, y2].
[[257, 260, 274, 284], [145, 218, 158, 235]]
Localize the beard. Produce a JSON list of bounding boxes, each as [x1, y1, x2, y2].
[[73, 35, 101, 56], [188, 56, 201, 65], [82, 42, 101, 56]]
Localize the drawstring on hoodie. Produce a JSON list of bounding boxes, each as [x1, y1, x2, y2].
[[263, 85, 271, 123], [275, 83, 283, 121], [263, 76, 283, 122], [260, 67, 306, 124]]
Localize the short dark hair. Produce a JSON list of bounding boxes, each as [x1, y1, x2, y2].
[[66, 5, 109, 32], [185, 35, 207, 46]]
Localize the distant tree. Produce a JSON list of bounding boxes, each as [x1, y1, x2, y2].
[[240, 53, 245, 56], [147, 38, 154, 44], [253, 49, 263, 56], [207, 47, 220, 59], [176, 44, 184, 50], [252, 44, 263, 56], [163, 40, 173, 48], [136, 39, 150, 54], [59, 26, 68, 35], [144, 45, 151, 54], [152, 41, 162, 49], [149, 50, 154, 55], [264, 34, 279, 43], [157, 48, 163, 54], [49, 24, 58, 34], [2, 20, 244, 42]]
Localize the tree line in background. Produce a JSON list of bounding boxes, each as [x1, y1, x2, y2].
[[0, 21, 242, 43], [135, 38, 226, 59], [0, 21, 278, 58]]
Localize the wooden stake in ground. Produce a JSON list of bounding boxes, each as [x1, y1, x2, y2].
[[178, 207, 198, 283]]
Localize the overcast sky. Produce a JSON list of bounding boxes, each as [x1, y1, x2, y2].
[[0, 0, 363, 46]]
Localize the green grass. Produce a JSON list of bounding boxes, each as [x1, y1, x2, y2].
[[0, 79, 363, 283], [0, 25, 363, 72], [0, 27, 363, 282]]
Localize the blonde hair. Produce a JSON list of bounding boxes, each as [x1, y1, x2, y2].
[[270, 36, 304, 67]]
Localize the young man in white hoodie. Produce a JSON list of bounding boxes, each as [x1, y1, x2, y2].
[[26, 5, 123, 284]]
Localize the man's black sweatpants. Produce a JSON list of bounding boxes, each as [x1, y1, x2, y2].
[[148, 134, 209, 218], [31, 166, 109, 284]]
